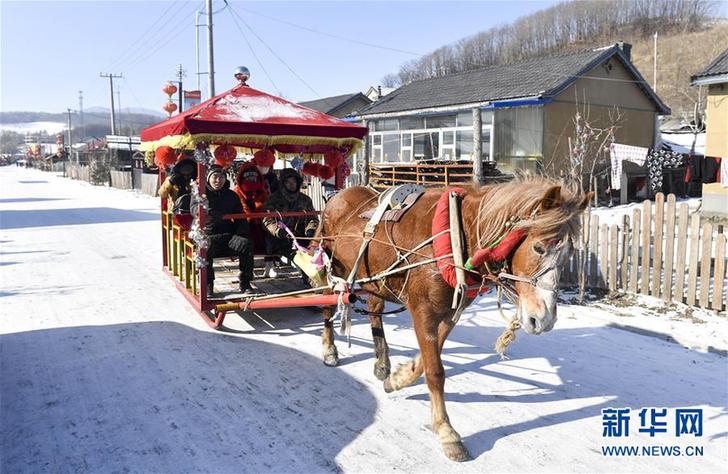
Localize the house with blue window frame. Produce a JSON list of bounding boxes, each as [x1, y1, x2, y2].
[[353, 42, 670, 183]]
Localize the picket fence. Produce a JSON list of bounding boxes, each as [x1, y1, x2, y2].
[[562, 193, 727, 312]]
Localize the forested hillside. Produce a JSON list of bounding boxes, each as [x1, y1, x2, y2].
[[383, 0, 726, 116]]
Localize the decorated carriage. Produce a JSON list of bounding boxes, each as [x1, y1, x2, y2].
[[140, 74, 367, 329]]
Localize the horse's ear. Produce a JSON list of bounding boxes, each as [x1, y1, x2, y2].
[[538, 185, 562, 211], [577, 192, 594, 211]]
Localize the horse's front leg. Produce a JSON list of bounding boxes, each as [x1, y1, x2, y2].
[[367, 295, 391, 380], [321, 290, 338, 366], [414, 312, 469, 462]]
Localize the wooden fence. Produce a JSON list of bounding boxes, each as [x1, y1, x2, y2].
[[110, 170, 132, 189], [562, 193, 727, 312]]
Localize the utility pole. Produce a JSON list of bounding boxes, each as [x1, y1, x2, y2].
[[206, 0, 215, 98], [78, 91, 84, 139], [100, 73, 122, 134], [116, 88, 122, 135], [653, 32, 658, 92], [66, 108, 74, 162], [175, 64, 186, 112], [195, 9, 204, 91]]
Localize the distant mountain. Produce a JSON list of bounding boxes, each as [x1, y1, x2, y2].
[[0, 109, 164, 137]]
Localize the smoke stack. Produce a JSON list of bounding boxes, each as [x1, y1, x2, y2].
[[617, 42, 632, 62]]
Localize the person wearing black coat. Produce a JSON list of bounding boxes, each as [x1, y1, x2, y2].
[[195, 165, 254, 295]]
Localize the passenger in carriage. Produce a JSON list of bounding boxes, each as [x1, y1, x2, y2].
[[252, 149, 280, 195], [195, 165, 255, 295], [262, 168, 318, 262], [158, 157, 197, 203], [232, 160, 270, 270]]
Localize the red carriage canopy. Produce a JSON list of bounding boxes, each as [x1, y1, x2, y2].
[[140, 83, 367, 156]]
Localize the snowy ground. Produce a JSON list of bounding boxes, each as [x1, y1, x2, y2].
[[1, 166, 726, 473]]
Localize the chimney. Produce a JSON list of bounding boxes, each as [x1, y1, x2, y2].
[[377, 85, 382, 99], [617, 41, 632, 62]]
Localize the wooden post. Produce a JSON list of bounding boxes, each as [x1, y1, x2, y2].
[[686, 214, 701, 306], [641, 199, 652, 295], [609, 224, 618, 291], [674, 203, 689, 303], [699, 222, 713, 308], [629, 208, 640, 294], [589, 215, 600, 286], [620, 215, 629, 291], [651, 193, 664, 296], [662, 194, 676, 302], [362, 119, 370, 185], [713, 233, 726, 312], [472, 108, 483, 186], [600, 224, 609, 289]]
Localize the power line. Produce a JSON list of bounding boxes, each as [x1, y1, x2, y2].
[[226, 7, 281, 94], [228, 5, 328, 105], [232, 4, 423, 57], [106, 0, 182, 71]]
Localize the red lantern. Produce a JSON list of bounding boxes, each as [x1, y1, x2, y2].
[[162, 82, 178, 96], [302, 161, 320, 177], [253, 149, 275, 167], [323, 150, 343, 169], [214, 144, 237, 168], [163, 102, 178, 115], [155, 146, 176, 168], [318, 164, 334, 180]]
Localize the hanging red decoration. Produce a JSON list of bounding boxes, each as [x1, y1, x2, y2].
[[302, 161, 320, 177], [163, 102, 178, 115], [323, 150, 343, 169], [318, 164, 334, 180], [154, 146, 177, 168], [214, 144, 237, 168], [162, 82, 178, 96], [340, 160, 351, 178], [253, 149, 275, 167]]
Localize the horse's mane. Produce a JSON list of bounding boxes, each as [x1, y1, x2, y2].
[[470, 175, 585, 247]]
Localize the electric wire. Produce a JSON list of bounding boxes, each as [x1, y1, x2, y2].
[[232, 3, 423, 57], [226, 7, 281, 95], [228, 5, 330, 106]]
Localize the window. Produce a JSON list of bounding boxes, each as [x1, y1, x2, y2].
[[456, 111, 473, 127], [382, 134, 401, 162], [493, 106, 543, 173], [442, 130, 454, 145], [481, 109, 493, 125], [456, 130, 473, 159], [400, 116, 424, 130], [425, 115, 456, 129], [380, 119, 399, 131], [402, 133, 412, 147], [372, 135, 382, 146], [414, 132, 439, 160]]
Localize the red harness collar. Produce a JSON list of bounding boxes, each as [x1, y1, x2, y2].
[[431, 188, 527, 296]]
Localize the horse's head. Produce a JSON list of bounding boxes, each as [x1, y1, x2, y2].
[[507, 185, 591, 335]]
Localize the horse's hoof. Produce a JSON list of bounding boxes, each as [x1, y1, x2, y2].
[[383, 377, 395, 393], [373, 363, 390, 381], [442, 441, 470, 462], [322, 347, 339, 367]]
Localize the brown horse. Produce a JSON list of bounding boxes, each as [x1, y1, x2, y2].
[[317, 176, 591, 461]]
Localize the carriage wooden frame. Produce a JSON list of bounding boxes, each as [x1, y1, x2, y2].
[[159, 164, 357, 330]]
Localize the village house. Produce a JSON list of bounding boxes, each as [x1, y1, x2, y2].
[[354, 43, 669, 184], [298, 92, 372, 118], [691, 47, 728, 216]]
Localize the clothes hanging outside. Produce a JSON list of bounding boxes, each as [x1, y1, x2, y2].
[[610, 143, 648, 190], [721, 157, 728, 188], [646, 149, 688, 195]]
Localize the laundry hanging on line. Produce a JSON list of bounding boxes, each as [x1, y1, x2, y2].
[[609, 143, 649, 190]]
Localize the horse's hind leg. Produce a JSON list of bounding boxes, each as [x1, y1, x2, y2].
[[321, 290, 338, 366], [367, 296, 391, 380], [414, 311, 469, 462]]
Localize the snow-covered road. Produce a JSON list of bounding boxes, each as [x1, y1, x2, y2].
[[1, 166, 726, 473]]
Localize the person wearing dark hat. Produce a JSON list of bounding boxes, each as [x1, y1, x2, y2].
[[159, 157, 197, 203], [194, 165, 255, 295], [262, 168, 318, 263]]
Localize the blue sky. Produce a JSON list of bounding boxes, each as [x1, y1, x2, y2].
[[1, 0, 559, 113]]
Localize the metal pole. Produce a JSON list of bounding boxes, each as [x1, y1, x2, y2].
[[472, 107, 483, 186], [206, 0, 215, 98], [195, 10, 201, 91], [66, 108, 73, 162], [653, 32, 657, 92]]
